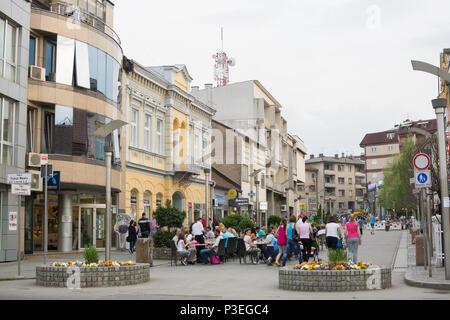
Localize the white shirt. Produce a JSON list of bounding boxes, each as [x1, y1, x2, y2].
[[186, 234, 193, 242], [212, 236, 222, 252], [192, 222, 204, 236], [244, 235, 252, 250], [296, 219, 304, 230], [326, 222, 340, 238], [177, 239, 186, 252], [317, 229, 326, 236]]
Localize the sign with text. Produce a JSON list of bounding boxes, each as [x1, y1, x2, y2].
[[7, 173, 31, 185], [11, 184, 31, 196], [229, 198, 249, 207], [259, 201, 268, 210], [8, 212, 17, 231]]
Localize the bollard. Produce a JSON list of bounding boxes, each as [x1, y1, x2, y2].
[[415, 235, 425, 266], [136, 238, 152, 265]]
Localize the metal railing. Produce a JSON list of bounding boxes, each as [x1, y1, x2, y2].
[[46, 2, 121, 47], [432, 222, 444, 265]]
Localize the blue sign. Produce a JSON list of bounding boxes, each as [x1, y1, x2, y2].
[[417, 173, 427, 184], [248, 191, 255, 199], [47, 171, 60, 191], [415, 170, 431, 188]]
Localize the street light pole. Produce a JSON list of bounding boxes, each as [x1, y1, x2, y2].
[[432, 98, 450, 279], [105, 146, 113, 261]]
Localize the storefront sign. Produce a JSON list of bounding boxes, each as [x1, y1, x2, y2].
[[259, 201, 268, 210], [7, 173, 32, 185], [11, 184, 31, 196], [8, 212, 17, 231], [47, 171, 61, 191], [229, 198, 249, 207]]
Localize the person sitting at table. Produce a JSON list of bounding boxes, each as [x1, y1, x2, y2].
[[183, 232, 197, 264], [205, 226, 215, 239], [264, 227, 275, 265], [177, 232, 191, 266], [220, 225, 234, 238], [228, 228, 238, 236], [244, 228, 261, 259], [182, 226, 193, 243], [199, 229, 222, 264], [172, 228, 181, 243], [257, 227, 266, 237], [251, 227, 257, 239]]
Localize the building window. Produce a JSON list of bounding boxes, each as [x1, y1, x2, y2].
[[338, 177, 345, 184], [194, 133, 200, 164], [143, 113, 152, 151], [348, 165, 352, 172], [242, 165, 249, 182], [130, 189, 138, 217], [202, 136, 208, 166], [156, 193, 163, 208], [309, 185, 316, 192], [387, 133, 395, 139], [338, 165, 344, 171], [309, 172, 315, 179], [26, 108, 37, 153], [44, 40, 56, 81], [308, 197, 316, 204], [130, 107, 139, 147], [388, 145, 393, 151], [338, 190, 345, 197], [371, 147, 377, 152], [143, 191, 151, 218], [349, 189, 353, 197], [29, 36, 36, 66], [42, 110, 54, 154], [371, 159, 377, 165], [348, 178, 353, 185], [0, 97, 15, 165], [0, 18, 18, 82], [156, 118, 163, 154]]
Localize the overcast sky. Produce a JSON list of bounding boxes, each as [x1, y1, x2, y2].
[[114, 0, 450, 157]]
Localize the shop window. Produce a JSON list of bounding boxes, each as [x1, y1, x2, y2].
[[80, 193, 95, 204]]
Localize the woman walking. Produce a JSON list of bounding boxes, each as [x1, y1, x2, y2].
[[299, 216, 313, 262], [345, 215, 362, 263], [325, 216, 342, 250], [281, 216, 302, 267], [274, 219, 287, 267], [128, 220, 138, 254]]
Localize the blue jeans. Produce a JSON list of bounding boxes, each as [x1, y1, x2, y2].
[[200, 249, 216, 264], [178, 250, 190, 260], [282, 239, 302, 266]]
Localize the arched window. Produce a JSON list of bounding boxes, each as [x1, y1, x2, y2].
[[130, 189, 138, 218], [156, 193, 163, 208], [143, 191, 151, 218], [172, 191, 185, 212]]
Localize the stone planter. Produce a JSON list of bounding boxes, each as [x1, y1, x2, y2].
[[36, 263, 150, 288], [153, 247, 171, 260], [279, 267, 391, 292]]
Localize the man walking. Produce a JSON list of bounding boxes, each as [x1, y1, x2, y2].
[[138, 213, 151, 238], [192, 217, 205, 263]]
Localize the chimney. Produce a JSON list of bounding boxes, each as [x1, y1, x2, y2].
[[350, 155, 354, 160], [191, 86, 199, 94], [341, 153, 345, 158], [205, 83, 213, 106], [334, 154, 338, 159], [310, 154, 314, 159], [319, 153, 324, 158]]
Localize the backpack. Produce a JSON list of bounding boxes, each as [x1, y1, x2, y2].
[[118, 224, 128, 234]]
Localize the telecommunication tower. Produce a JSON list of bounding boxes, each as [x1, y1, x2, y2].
[[212, 27, 235, 87]]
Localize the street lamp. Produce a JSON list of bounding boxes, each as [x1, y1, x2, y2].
[[93, 119, 128, 261], [411, 60, 450, 279], [250, 168, 264, 225]]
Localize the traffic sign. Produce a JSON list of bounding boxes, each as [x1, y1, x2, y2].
[[413, 153, 430, 171], [415, 169, 431, 188], [228, 189, 237, 198]]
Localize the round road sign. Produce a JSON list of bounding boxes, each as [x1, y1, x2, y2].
[[413, 153, 430, 170]]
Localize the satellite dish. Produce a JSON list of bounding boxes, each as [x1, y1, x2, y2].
[[228, 57, 236, 67]]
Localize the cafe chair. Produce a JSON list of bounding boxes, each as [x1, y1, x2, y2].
[[169, 240, 188, 266]]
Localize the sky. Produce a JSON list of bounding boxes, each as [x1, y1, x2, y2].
[[113, 0, 450, 157]]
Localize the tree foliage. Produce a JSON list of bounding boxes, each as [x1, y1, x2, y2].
[[267, 215, 282, 227], [153, 199, 186, 228], [222, 214, 255, 232]]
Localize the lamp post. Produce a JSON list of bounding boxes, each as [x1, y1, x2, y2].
[[93, 119, 127, 261], [411, 60, 450, 279]]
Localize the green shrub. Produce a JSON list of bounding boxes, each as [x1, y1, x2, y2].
[[267, 215, 282, 227], [222, 214, 244, 230], [83, 245, 99, 264], [153, 199, 186, 228], [153, 231, 176, 248], [327, 248, 347, 265], [238, 216, 255, 232]]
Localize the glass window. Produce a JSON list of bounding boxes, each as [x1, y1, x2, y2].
[[56, 35, 75, 86], [156, 119, 163, 154], [130, 189, 138, 217], [75, 41, 90, 89], [88, 45, 97, 90], [0, 18, 4, 62], [130, 108, 139, 147], [143, 191, 151, 217], [105, 55, 113, 99], [42, 110, 54, 153], [0, 97, 15, 165], [5, 22, 16, 81], [88, 0, 96, 15], [72, 108, 87, 156], [96, 49, 106, 95], [54, 105, 73, 155], [86, 112, 106, 160], [45, 41, 56, 80], [26, 108, 36, 153], [143, 113, 152, 151], [156, 193, 163, 208], [29, 36, 36, 66], [112, 60, 121, 104]]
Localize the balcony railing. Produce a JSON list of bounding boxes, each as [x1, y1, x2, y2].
[[43, 2, 121, 47]]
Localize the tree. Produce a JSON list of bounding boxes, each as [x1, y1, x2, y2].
[[222, 214, 256, 232], [153, 199, 186, 228], [267, 215, 282, 227]]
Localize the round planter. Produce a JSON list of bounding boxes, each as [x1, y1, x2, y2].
[[36, 263, 150, 288], [279, 267, 392, 292]]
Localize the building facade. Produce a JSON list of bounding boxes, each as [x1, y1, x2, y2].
[[123, 60, 215, 227], [0, 0, 30, 262], [305, 154, 366, 215], [24, 0, 125, 254]]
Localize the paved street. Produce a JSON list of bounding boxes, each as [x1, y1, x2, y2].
[[0, 229, 449, 299]]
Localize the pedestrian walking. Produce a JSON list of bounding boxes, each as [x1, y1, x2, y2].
[[281, 216, 302, 267], [325, 215, 343, 250], [345, 215, 362, 263], [369, 214, 375, 235], [274, 219, 287, 267], [358, 217, 364, 236], [127, 220, 138, 254], [299, 216, 313, 262], [138, 213, 151, 238]]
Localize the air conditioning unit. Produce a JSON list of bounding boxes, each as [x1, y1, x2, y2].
[[28, 153, 48, 167], [212, 199, 218, 207], [28, 65, 46, 81], [30, 170, 43, 192], [281, 205, 287, 212]]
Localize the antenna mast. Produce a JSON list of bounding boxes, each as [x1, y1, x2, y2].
[[213, 27, 235, 87]]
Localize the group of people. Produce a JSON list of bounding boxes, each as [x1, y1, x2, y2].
[[118, 213, 158, 254]]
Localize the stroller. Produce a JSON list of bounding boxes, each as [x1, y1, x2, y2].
[[310, 228, 321, 262]]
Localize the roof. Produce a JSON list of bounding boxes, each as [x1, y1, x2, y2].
[[211, 167, 242, 192], [360, 119, 437, 147], [306, 156, 365, 166]]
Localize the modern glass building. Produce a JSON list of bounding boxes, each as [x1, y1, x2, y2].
[[24, 0, 124, 254], [0, 0, 30, 262]]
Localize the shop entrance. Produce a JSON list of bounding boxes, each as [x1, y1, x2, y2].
[[77, 205, 106, 250]]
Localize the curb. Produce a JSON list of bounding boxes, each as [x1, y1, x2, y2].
[[404, 271, 450, 290], [390, 230, 404, 271], [0, 277, 35, 281]]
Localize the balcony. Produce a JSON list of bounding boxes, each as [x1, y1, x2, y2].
[[174, 164, 201, 175], [34, 1, 121, 47]]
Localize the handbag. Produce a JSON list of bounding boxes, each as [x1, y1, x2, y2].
[[210, 255, 220, 264], [126, 235, 130, 242], [291, 223, 300, 242]]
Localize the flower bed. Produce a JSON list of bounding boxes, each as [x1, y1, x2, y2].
[[36, 261, 150, 288], [279, 261, 391, 292]]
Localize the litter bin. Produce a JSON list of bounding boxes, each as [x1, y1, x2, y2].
[[415, 235, 424, 266], [411, 228, 420, 244], [136, 237, 153, 266]]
